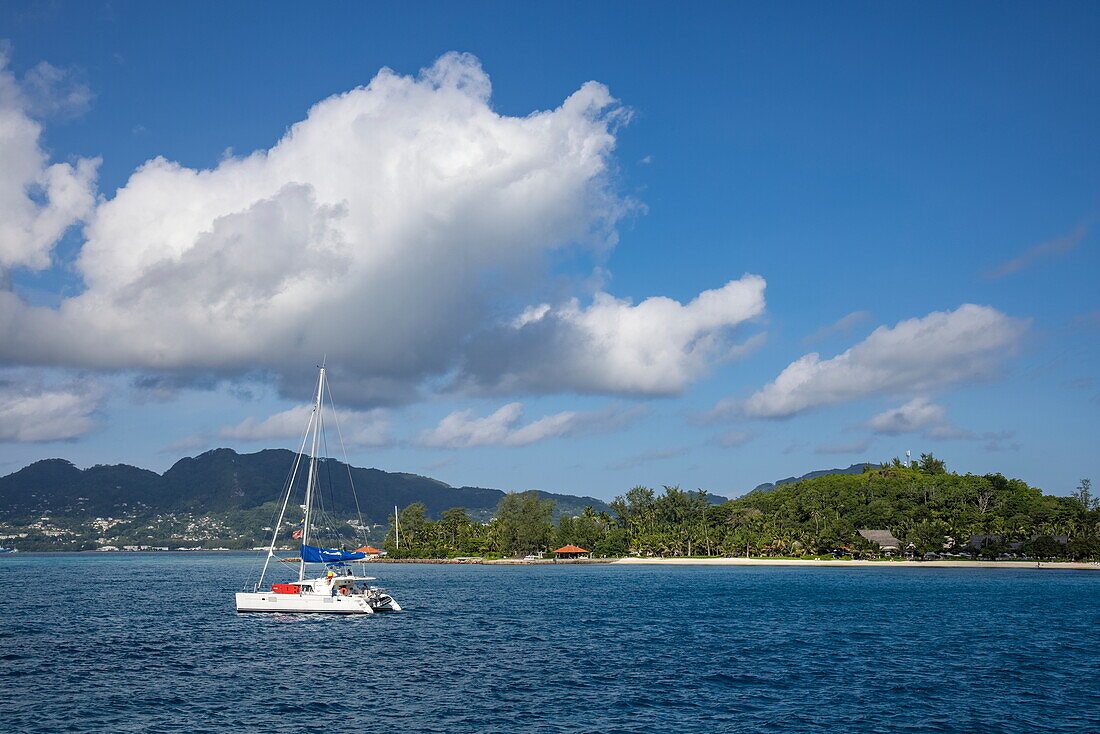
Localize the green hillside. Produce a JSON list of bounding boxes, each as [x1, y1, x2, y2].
[[0, 448, 611, 550]]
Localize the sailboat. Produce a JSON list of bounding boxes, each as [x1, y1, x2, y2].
[[235, 365, 401, 614]]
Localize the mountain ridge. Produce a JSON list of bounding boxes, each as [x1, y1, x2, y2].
[[0, 447, 612, 522]]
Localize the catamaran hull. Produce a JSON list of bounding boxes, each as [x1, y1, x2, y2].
[[235, 592, 401, 614]]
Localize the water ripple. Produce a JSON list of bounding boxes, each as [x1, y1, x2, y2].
[[1, 556, 1098, 733]]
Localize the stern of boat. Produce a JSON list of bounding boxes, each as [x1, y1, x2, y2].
[[368, 592, 401, 612]]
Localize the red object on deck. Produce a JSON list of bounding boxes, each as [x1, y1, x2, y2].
[[271, 584, 301, 594]]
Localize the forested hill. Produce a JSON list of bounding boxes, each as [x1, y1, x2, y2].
[[0, 448, 611, 522], [720, 459, 1098, 557], [356, 457, 1099, 560]]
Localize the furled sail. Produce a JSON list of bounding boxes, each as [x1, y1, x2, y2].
[[300, 545, 367, 563]]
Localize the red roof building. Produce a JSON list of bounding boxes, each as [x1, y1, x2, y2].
[[551, 545, 590, 559]]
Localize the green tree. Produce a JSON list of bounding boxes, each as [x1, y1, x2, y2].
[[491, 492, 554, 556], [1071, 478, 1094, 512], [918, 453, 947, 475], [439, 507, 470, 549]]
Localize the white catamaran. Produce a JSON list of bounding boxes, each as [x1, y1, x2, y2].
[[235, 365, 401, 614]]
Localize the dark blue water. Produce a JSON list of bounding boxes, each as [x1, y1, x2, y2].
[[1, 555, 1098, 733]]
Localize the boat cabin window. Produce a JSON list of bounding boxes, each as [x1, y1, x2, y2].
[[299, 585, 313, 592]]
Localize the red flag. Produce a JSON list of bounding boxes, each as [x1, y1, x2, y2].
[[292, 529, 303, 539]]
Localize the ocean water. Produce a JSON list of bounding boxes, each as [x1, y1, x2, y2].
[[1, 555, 1098, 733]]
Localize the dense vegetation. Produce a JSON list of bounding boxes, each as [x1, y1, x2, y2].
[[4, 450, 1096, 560], [384, 493, 629, 558], [383, 456, 1100, 561]]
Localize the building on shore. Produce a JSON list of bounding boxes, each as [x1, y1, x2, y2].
[[552, 545, 590, 560], [857, 529, 901, 553]]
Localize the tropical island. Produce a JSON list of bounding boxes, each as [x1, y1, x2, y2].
[[379, 455, 1100, 563], [5, 447, 1095, 564]]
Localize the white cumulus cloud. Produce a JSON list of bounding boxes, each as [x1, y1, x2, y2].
[[418, 402, 648, 448], [458, 274, 767, 396], [0, 52, 642, 403], [736, 304, 1028, 419], [0, 49, 98, 270]]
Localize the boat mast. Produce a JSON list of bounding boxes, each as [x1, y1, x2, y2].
[[299, 365, 326, 582]]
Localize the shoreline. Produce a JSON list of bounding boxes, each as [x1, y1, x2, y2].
[[5, 552, 1099, 570], [612, 557, 1100, 570]]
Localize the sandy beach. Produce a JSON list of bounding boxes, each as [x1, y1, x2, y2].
[[613, 557, 1100, 570]]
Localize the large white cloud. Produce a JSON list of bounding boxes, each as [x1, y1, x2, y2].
[[732, 304, 1028, 419], [0, 53, 648, 401], [0, 376, 103, 442], [1, 51, 771, 408], [457, 275, 767, 395], [418, 401, 647, 448], [0, 50, 98, 270]]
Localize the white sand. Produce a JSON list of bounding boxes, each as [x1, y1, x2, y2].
[[613, 557, 1100, 570]]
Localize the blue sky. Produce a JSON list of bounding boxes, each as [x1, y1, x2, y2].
[[0, 1, 1097, 499]]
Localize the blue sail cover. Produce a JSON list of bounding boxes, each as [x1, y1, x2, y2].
[[299, 545, 367, 563]]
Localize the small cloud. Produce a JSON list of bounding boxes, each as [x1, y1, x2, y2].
[[693, 396, 740, 425], [725, 332, 767, 362], [419, 402, 648, 449], [802, 311, 873, 346], [864, 397, 1014, 445], [783, 442, 808, 455], [0, 376, 105, 442], [132, 124, 147, 135], [814, 438, 871, 455], [21, 60, 95, 120], [924, 424, 977, 440], [639, 155, 652, 164], [712, 429, 755, 448], [609, 446, 689, 470], [866, 397, 949, 435], [984, 226, 1087, 279], [220, 404, 392, 447], [129, 372, 218, 403]]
